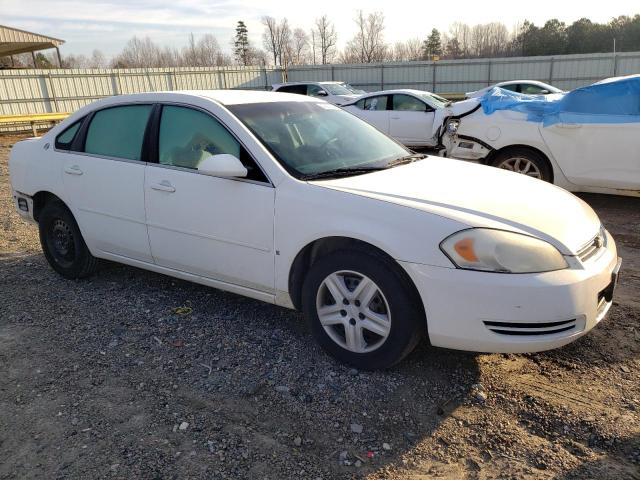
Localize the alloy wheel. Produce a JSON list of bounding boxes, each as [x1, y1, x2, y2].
[[497, 156, 542, 178], [315, 270, 391, 353]]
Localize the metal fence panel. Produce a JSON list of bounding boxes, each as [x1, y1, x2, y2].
[[1, 51, 639, 124]]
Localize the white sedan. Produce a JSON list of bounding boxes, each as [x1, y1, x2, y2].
[[443, 75, 640, 196], [466, 80, 563, 98], [341, 89, 451, 147], [10, 90, 620, 369]]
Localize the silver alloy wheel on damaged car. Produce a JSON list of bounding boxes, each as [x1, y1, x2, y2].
[[315, 270, 392, 353], [496, 156, 542, 178]]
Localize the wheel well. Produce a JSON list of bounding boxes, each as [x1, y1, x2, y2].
[[32, 191, 64, 222], [485, 145, 554, 182], [287, 236, 424, 319]]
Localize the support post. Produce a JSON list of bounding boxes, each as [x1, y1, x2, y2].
[[55, 47, 63, 68], [10, 55, 15, 67], [31, 51, 37, 68]]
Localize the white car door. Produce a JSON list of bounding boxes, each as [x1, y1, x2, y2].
[[144, 104, 275, 292], [353, 95, 390, 134], [540, 119, 640, 190], [60, 104, 154, 262], [388, 94, 436, 145]]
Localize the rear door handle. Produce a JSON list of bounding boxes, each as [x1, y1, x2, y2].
[[150, 181, 176, 193], [64, 165, 83, 175]]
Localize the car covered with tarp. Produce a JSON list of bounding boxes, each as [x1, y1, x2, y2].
[[441, 75, 640, 196]]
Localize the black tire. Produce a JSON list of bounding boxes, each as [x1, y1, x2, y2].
[[490, 147, 552, 182], [302, 249, 425, 370], [38, 200, 98, 279]]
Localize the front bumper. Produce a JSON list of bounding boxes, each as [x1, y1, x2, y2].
[[400, 235, 620, 353]]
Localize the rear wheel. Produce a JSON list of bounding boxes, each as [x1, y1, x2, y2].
[[39, 201, 98, 279], [491, 148, 552, 182], [302, 250, 424, 370]]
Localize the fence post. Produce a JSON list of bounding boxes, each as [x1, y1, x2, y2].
[[47, 72, 59, 113], [172, 70, 179, 90], [380, 64, 384, 90], [331, 65, 335, 81], [487, 60, 492, 86], [549, 57, 555, 85], [613, 54, 618, 76], [432, 61, 437, 92]]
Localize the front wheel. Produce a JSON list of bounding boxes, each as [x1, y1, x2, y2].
[[491, 148, 552, 182], [302, 250, 425, 370], [38, 201, 98, 279]]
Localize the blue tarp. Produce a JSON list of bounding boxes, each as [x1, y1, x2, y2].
[[479, 75, 640, 126]]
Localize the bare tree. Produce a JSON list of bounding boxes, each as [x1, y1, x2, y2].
[[313, 15, 337, 64], [290, 28, 310, 65], [391, 38, 423, 61], [114, 36, 163, 67], [344, 11, 388, 63], [262, 16, 291, 66]]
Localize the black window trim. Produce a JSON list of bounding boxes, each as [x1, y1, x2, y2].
[[148, 101, 274, 187], [62, 102, 156, 164], [54, 116, 86, 151]]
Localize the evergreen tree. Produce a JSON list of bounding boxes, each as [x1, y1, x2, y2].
[[234, 21, 251, 65], [423, 28, 443, 59]]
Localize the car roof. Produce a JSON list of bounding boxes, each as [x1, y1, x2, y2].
[[351, 88, 436, 97], [272, 81, 345, 88], [494, 80, 554, 87], [80, 90, 322, 108]]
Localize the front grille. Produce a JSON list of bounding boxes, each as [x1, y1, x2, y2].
[[577, 230, 606, 262], [483, 319, 577, 336]]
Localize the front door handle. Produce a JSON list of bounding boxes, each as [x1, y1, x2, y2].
[[150, 181, 176, 193], [64, 165, 83, 175], [391, 116, 400, 120]]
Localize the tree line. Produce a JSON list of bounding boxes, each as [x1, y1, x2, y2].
[[3, 12, 640, 69]]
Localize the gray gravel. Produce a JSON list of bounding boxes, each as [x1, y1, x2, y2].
[[1, 134, 639, 479]]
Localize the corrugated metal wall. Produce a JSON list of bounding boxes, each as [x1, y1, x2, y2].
[[1, 51, 639, 118]]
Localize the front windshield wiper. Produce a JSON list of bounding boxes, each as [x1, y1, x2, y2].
[[300, 167, 387, 181], [386, 153, 427, 167]]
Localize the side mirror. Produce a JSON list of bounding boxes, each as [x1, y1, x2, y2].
[[314, 90, 328, 97], [198, 154, 247, 178], [538, 89, 550, 95]]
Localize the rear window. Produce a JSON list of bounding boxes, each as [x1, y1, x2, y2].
[[84, 105, 152, 161], [276, 85, 307, 95]]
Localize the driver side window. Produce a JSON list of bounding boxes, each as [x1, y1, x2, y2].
[[158, 106, 267, 182], [307, 84, 326, 97]]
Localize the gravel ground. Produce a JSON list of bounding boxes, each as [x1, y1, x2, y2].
[[1, 133, 639, 480]]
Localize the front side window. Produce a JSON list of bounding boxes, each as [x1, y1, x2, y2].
[[229, 101, 409, 178], [501, 84, 520, 93], [521, 84, 546, 94], [84, 105, 152, 160], [392, 94, 427, 112], [307, 84, 327, 97], [55, 119, 82, 150], [364, 96, 388, 111], [158, 105, 267, 182]]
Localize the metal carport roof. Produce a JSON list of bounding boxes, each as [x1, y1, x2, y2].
[[0, 25, 65, 66]]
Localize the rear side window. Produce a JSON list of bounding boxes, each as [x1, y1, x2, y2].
[[364, 95, 388, 111], [84, 105, 152, 161], [55, 120, 82, 150]]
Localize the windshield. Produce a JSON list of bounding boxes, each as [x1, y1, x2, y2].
[[414, 91, 450, 108], [323, 83, 358, 95], [229, 101, 410, 178]]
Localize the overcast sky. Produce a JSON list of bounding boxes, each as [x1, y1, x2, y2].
[[3, 0, 637, 59]]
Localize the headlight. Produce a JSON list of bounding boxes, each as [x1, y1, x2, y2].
[[446, 119, 460, 135], [440, 228, 568, 273]]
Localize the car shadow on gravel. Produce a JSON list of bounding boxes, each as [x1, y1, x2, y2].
[[1, 253, 482, 479]]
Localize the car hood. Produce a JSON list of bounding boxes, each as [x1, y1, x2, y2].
[[311, 158, 600, 255]]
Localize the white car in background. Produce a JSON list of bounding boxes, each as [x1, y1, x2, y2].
[[443, 75, 640, 197], [272, 81, 364, 105], [10, 90, 620, 369], [466, 80, 563, 98], [342, 89, 453, 147]]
